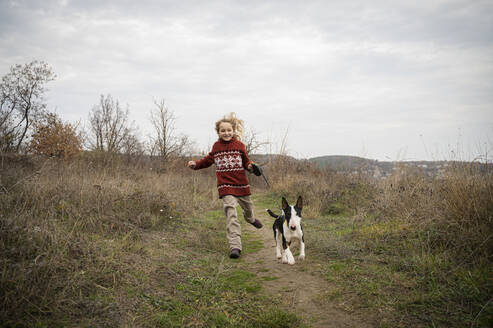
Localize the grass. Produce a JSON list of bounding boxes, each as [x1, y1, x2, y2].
[[267, 156, 491, 326], [2, 152, 492, 327], [257, 155, 492, 327], [0, 154, 306, 327], [301, 197, 492, 327], [262, 276, 280, 281]]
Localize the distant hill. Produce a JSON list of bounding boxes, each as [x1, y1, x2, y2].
[[308, 155, 485, 178], [246, 154, 486, 178], [309, 155, 377, 170]]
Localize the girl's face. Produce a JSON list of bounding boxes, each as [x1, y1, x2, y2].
[[218, 122, 234, 142]]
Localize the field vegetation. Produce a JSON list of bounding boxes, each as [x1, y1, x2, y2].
[[264, 156, 492, 327], [0, 153, 307, 327], [1, 151, 491, 327]]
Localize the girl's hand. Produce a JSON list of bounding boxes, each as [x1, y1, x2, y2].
[[247, 163, 252, 172], [188, 161, 196, 169]]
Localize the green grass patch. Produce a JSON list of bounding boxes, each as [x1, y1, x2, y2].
[[262, 276, 280, 281], [323, 202, 349, 217], [252, 193, 280, 210], [138, 204, 305, 327], [143, 254, 303, 327], [152, 297, 193, 328], [242, 230, 264, 255], [224, 270, 262, 293]]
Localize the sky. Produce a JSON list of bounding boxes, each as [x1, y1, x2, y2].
[[1, 0, 492, 161]]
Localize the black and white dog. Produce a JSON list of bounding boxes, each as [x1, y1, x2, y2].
[[267, 196, 305, 265]]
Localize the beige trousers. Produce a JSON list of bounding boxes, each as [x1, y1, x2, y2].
[[222, 195, 256, 251]]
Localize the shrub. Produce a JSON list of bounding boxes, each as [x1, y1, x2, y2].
[[29, 112, 83, 159]]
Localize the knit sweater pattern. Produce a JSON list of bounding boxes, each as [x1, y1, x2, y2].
[[194, 137, 252, 198]]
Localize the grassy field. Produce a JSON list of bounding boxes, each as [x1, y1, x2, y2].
[[1, 153, 492, 327], [0, 154, 309, 327], [265, 161, 493, 327]]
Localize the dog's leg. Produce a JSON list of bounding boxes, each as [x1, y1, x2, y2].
[[281, 250, 288, 263], [285, 246, 295, 265], [273, 222, 282, 259], [298, 227, 305, 261], [281, 237, 295, 265], [281, 235, 289, 263], [275, 229, 282, 259], [299, 239, 305, 261]]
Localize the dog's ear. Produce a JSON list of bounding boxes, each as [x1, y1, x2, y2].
[[296, 196, 303, 209], [282, 197, 289, 210]]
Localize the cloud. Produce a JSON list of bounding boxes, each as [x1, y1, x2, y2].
[[0, 0, 492, 160]]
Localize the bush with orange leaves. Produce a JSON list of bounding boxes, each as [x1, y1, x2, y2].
[[29, 113, 83, 159]]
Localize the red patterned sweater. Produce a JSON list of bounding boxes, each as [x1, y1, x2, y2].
[[194, 137, 252, 198]]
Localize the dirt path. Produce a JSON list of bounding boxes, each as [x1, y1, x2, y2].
[[243, 207, 375, 328]]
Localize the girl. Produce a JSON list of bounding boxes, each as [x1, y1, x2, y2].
[[188, 113, 263, 259]]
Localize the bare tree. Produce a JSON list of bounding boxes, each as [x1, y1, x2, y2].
[[88, 94, 136, 153], [243, 128, 269, 155], [149, 99, 190, 161], [122, 133, 144, 157], [0, 60, 55, 152]]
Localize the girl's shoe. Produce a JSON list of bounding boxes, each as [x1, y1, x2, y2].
[[229, 248, 241, 259], [250, 219, 263, 229]]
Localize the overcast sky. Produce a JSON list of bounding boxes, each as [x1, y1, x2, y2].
[[1, 0, 492, 161]]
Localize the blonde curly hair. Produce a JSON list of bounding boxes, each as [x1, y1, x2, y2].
[[215, 112, 244, 141]]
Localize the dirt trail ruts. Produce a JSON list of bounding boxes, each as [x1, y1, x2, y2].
[[243, 207, 375, 328]]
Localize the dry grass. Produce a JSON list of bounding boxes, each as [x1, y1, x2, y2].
[[1, 152, 491, 327], [0, 152, 309, 327], [0, 152, 218, 326], [260, 155, 375, 218], [371, 162, 493, 262], [261, 155, 492, 327]]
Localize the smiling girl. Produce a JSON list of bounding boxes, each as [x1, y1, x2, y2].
[[188, 112, 263, 259]]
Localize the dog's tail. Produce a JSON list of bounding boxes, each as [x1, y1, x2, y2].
[[266, 209, 279, 219]]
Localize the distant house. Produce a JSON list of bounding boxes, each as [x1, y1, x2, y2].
[[373, 166, 382, 179]]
